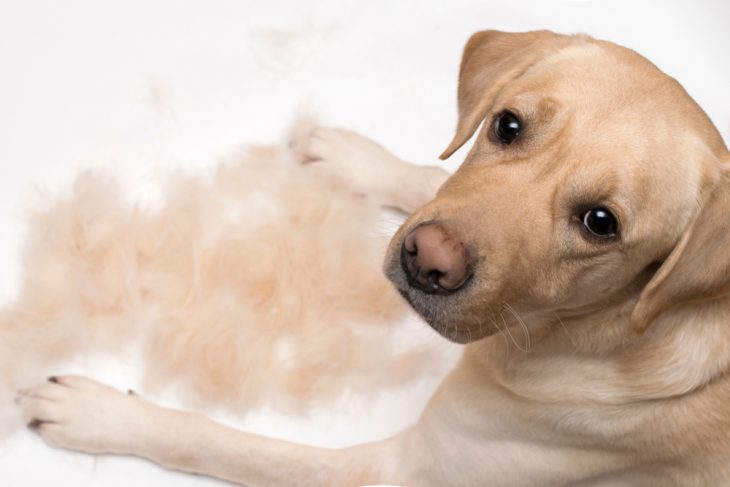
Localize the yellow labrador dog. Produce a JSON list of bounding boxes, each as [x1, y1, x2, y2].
[[17, 30, 730, 486]]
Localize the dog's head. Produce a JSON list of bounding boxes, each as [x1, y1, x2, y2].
[[385, 30, 730, 343]]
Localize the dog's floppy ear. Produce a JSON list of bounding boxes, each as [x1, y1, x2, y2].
[[630, 153, 730, 334], [440, 30, 572, 160]]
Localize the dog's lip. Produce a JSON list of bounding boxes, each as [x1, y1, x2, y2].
[[395, 271, 474, 299]]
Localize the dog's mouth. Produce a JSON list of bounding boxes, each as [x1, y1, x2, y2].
[[393, 279, 480, 344]]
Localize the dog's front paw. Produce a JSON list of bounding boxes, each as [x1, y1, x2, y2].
[[17, 375, 148, 455], [290, 125, 408, 203]]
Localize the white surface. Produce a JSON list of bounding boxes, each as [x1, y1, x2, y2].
[[0, 0, 728, 485]]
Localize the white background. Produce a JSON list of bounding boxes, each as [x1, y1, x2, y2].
[[0, 0, 728, 485]]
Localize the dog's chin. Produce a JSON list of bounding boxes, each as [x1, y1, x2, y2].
[[396, 287, 493, 344]]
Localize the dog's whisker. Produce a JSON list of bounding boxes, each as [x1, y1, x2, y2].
[[485, 303, 510, 348], [477, 312, 484, 341], [488, 314, 510, 348], [553, 311, 577, 349], [504, 302, 531, 352], [499, 310, 530, 353]]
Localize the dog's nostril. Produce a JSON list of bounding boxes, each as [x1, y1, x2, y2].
[[405, 243, 418, 258], [404, 235, 418, 256], [426, 270, 444, 291], [400, 224, 471, 295]]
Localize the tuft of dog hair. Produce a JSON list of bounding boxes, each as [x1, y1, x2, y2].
[[0, 120, 439, 434]]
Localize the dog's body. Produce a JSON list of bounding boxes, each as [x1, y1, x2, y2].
[[17, 30, 730, 486]]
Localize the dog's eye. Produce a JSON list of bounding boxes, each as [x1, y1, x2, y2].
[[582, 208, 618, 239], [494, 111, 521, 144]]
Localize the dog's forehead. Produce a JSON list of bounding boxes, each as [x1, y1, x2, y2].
[[478, 44, 710, 225], [498, 43, 711, 172], [513, 43, 671, 116]]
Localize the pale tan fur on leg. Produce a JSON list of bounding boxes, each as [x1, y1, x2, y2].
[[290, 120, 450, 212], [17, 375, 395, 486]]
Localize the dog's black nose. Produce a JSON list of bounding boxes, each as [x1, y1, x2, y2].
[[401, 224, 471, 295]]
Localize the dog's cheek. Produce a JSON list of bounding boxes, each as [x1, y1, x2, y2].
[[518, 261, 583, 310], [547, 258, 636, 310]]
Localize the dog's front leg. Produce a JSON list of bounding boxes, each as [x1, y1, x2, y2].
[[17, 375, 412, 486], [292, 126, 450, 213]]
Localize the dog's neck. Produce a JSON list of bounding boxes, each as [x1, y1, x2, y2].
[[434, 296, 730, 470], [467, 295, 730, 406]]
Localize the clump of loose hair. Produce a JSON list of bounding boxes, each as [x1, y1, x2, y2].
[[0, 125, 436, 434]]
